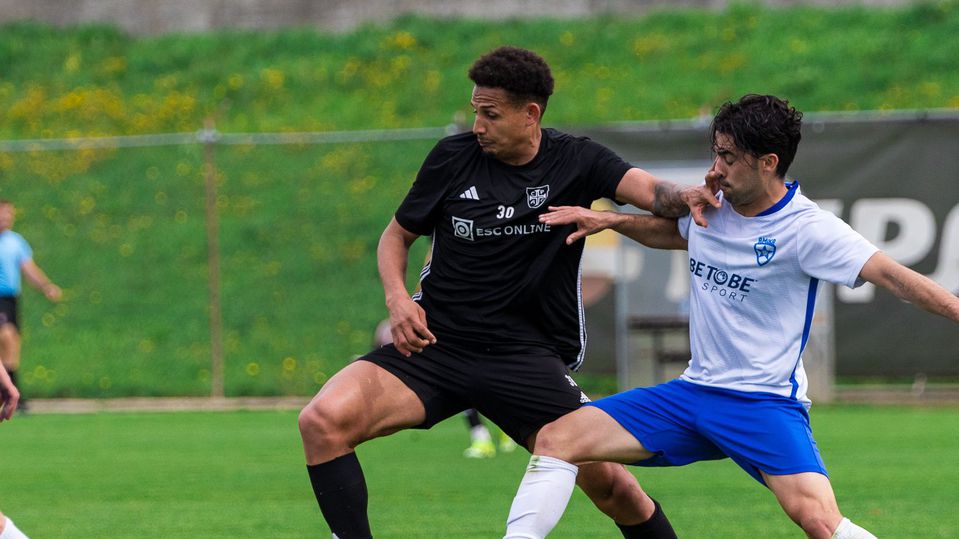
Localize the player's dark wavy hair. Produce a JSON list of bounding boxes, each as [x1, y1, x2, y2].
[[710, 94, 803, 178], [468, 46, 554, 116]]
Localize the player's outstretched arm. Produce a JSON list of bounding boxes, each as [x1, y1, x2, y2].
[[21, 259, 61, 302], [540, 206, 687, 250], [0, 365, 19, 421], [858, 251, 959, 323], [614, 167, 720, 227], [377, 218, 436, 357]]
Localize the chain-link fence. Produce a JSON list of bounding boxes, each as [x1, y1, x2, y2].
[[1, 124, 454, 398]]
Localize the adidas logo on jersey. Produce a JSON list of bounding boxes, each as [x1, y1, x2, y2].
[[459, 186, 479, 200]]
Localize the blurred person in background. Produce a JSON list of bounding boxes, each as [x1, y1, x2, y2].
[[0, 367, 30, 538], [0, 200, 62, 412], [0, 361, 20, 421], [298, 45, 718, 539]]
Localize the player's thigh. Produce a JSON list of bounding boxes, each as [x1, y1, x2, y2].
[[474, 349, 586, 449], [304, 358, 426, 440], [534, 406, 654, 465]]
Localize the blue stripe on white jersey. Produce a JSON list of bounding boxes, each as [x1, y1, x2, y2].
[[790, 277, 820, 400]]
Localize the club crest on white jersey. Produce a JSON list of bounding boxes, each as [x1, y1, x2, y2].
[[526, 185, 549, 208], [754, 237, 777, 266]]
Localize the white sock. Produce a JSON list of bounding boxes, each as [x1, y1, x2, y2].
[[470, 425, 492, 443], [831, 517, 877, 539], [0, 517, 29, 539], [503, 455, 579, 539]]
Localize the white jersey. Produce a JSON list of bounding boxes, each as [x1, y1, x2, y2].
[[677, 182, 878, 406]]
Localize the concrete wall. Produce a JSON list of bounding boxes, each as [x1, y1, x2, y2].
[[0, 0, 915, 35]]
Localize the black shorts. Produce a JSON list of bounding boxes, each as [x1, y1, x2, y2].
[[361, 340, 588, 449], [0, 296, 18, 329]]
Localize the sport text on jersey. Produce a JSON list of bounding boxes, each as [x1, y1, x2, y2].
[[451, 216, 551, 241], [689, 257, 756, 303]]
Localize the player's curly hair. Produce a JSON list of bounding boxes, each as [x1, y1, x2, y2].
[[710, 94, 803, 178], [468, 46, 554, 116]]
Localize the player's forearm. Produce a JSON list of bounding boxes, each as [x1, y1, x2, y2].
[[884, 267, 959, 323], [864, 253, 959, 323], [378, 248, 410, 308], [610, 213, 686, 250], [377, 222, 415, 308], [21, 262, 57, 294]]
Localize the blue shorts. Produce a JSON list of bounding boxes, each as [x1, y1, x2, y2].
[[587, 379, 827, 485]]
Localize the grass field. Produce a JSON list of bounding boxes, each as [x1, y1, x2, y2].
[[2, 405, 958, 537]]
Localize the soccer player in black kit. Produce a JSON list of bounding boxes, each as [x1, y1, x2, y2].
[[298, 46, 718, 538]]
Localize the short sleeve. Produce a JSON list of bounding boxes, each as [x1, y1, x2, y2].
[[677, 213, 693, 240], [14, 234, 32, 265], [584, 142, 632, 202], [394, 140, 457, 236], [797, 210, 879, 288]]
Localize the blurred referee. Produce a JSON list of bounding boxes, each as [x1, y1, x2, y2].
[[0, 200, 61, 413], [298, 46, 717, 539]]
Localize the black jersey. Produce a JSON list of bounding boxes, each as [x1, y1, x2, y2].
[[394, 128, 631, 369]]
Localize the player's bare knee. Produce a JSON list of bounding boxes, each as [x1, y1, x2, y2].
[[298, 399, 351, 448], [783, 500, 840, 537], [533, 421, 579, 461]]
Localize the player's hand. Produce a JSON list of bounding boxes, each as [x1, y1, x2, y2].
[[43, 283, 62, 302], [539, 206, 615, 244], [0, 382, 19, 422], [387, 296, 436, 357], [705, 168, 722, 196], [680, 180, 721, 228]]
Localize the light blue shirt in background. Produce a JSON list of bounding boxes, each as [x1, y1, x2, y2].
[[0, 230, 33, 296]]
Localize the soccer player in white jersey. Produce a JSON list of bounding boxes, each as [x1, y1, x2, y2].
[[504, 94, 959, 539]]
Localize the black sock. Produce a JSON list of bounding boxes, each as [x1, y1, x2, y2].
[[464, 408, 483, 429], [617, 498, 677, 539], [307, 452, 372, 539]]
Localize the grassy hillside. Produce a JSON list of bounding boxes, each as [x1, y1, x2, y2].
[[1, 4, 958, 397]]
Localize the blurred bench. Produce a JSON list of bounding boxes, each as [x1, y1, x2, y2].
[[627, 315, 690, 383]]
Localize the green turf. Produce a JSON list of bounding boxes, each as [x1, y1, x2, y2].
[[1, 405, 957, 537]]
